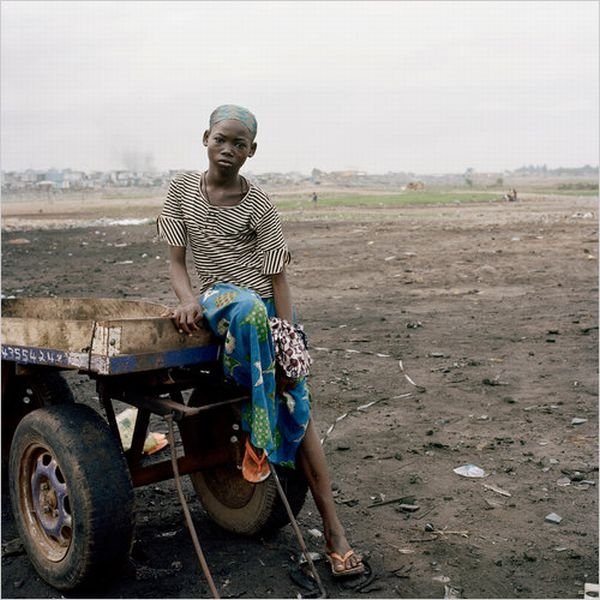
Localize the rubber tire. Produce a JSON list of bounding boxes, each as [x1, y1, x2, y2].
[[2, 368, 75, 460], [190, 462, 308, 536], [9, 404, 135, 592], [180, 385, 308, 536]]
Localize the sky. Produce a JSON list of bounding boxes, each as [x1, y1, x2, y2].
[[1, 0, 598, 175]]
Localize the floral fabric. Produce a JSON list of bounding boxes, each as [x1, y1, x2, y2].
[[199, 282, 311, 467], [269, 317, 312, 379]]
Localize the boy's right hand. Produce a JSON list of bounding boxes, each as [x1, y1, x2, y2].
[[165, 301, 204, 335]]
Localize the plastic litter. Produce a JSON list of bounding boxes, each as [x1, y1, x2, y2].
[[116, 407, 168, 454], [544, 512, 563, 524], [453, 464, 486, 478]]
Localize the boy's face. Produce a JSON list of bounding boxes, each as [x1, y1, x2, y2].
[[203, 120, 257, 173]]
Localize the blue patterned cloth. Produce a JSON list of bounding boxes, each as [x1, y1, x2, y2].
[[200, 282, 311, 467]]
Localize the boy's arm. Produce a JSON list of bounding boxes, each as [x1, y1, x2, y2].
[[168, 246, 203, 334], [271, 269, 293, 322]]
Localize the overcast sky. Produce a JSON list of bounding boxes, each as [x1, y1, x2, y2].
[[1, 1, 598, 174]]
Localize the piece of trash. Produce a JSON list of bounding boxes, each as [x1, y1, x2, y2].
[[1, 538, 25, 558], [307, 528, 323, 539], [433, 575, 451, 583], [116, 260, 134, 265], [157, 530, 178, 538], [584, 583, 599, 600], [396, 503, 420, 512], [299, 551, 322, 565], [144, 432, 168, 455], [544, 512, 563, 524], [454, 464, 486, 478], [444, 584, 464, 599], [429, 352, 446, 358], [482, 483, 511, 497], [482, 377, 508, 386], [556, 477, 571, 487], [7, 238, 31, 245], [571, 417, 588, 425], [116, 408, 168, 454]]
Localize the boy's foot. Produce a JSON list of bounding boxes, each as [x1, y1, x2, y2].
[[326, 549, 365, 577]]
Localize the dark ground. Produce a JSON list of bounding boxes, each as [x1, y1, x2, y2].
[[1, 195, 598, 599]]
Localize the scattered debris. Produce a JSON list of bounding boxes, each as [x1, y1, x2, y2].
[[453, 464, 486, 478], [482, 376, 509, 386], [320, 391, 413, 445], [544, 512, 563, 524], [444, 584, 464, 599], [1, 538, 25, 558], [299, 552, 322, 565], [584, 583, 600, 600], [571, 417, 588, 426], [307, 528, 323, 539], [116, 407, 168, 454], [367, 495, 414, 509], [396, 504, 420, 513], [482, 483, 511, 497]]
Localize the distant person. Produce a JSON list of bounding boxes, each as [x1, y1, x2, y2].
[[312, 191, 318, 204], [157, 104, 365, 578], [511, 188, 517, 201]]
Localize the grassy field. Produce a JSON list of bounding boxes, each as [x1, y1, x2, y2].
[[2, 185, 597, 228], [274, 190, 501, 210]]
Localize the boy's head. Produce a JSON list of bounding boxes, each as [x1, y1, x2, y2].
[[209, 105, 257, 140]]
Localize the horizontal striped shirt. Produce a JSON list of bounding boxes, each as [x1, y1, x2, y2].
[[157, 171, 291, 297]]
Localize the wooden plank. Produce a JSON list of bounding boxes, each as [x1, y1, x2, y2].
[[1, 299, 216, 372]]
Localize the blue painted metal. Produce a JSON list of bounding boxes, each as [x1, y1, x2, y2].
[[1, 342, 220, 375], [1, 344, 73, 368], [104, 345, 220, 375]]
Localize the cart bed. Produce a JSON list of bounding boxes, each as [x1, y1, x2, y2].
[[1, 298, 218, 374]]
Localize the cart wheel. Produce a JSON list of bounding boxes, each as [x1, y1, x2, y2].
[[9, 403, 134, 592], [2, 368, 74, 459], [179, 386, 308, 536], [190, 462, 308, 536]]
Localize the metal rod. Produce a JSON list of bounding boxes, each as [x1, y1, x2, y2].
[[269, 463, 328, 598], [164, 414, 220, 599]]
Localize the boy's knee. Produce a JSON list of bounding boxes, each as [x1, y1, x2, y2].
[[233, 291, 268, 324]]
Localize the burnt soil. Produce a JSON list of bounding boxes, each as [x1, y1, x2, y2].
[[1, 195, 598, 599]]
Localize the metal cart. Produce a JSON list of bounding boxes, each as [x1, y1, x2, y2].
[[1, 297, 308, 593]]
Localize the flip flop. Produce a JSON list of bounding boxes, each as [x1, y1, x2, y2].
[[326, 549, 365, 578], [143, 432, 168, 455], [241, 439, 271, 483]]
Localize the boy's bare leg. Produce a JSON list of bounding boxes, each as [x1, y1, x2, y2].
[[296, 419, 363, 570]]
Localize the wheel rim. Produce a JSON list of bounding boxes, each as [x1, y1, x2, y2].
[[18, 443, 73, 561]]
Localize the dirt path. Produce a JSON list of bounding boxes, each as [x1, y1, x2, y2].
[[1, 195, 598, 598]]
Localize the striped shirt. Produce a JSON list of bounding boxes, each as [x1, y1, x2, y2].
[[157, 171, 291, 297]]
